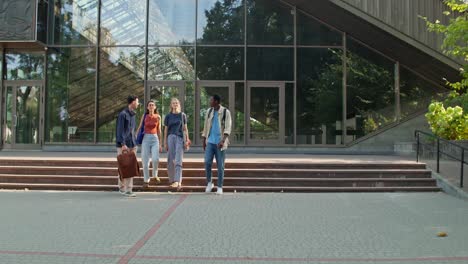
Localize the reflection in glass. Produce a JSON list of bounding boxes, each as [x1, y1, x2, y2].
[[250, 87, 279, 141], [148, 0, 195, 45], [234, 83, 244, 144], [247, 0, 293, 45], [297, 48, 342, 145], [400, 67, 447, 119], [147, 47, 194, 80], [285, 83, 294, 144], [46, 48, 96, 143], [346, 38, 395, 143], [52, 0, 98, 45], [100, 0, 146, 45], [37, 0, 48, 43], [16, 86, 40, 144], [151, 85, 181, 122], [184, 82, 195, 140], [199, 86, 230, 139], [198, 0, 244, 44], [5, 87, 13, 144], [197, 47, 244, 80], [297, 11, 342, 46], [6, 52, 44, 80], [247, 48, 293, 81], [98, 47, 145, 142]]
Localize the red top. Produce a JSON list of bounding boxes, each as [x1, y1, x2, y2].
[[144, 114, 160, 134]]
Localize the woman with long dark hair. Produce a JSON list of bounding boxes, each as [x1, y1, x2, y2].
[[137, 100, 162, 188]]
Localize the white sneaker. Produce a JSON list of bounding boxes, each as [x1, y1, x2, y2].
[[216, 187, 223, 195], [125, 191, 136, 197], [205, 182, 213, 193]]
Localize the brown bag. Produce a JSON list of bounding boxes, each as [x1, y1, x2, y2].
[[117, 150, 140, 179]]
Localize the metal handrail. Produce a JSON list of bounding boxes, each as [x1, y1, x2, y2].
[[415, 130, 467, 188]]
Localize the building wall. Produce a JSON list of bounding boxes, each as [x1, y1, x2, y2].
[[0, 0, 35, 41], [337, 0, 459, 63]]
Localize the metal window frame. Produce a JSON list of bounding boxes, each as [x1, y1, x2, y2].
[[246, 81, 285, 146], [195, 81, 236, 145], [7, 0, 446, 149], [2, 80, 44, 149]]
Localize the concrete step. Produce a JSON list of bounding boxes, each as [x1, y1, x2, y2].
[[0, 183, 441, 192], [0, 167, 432, 178], [0, 175, 437, 187], [0, 159, 427, 170]]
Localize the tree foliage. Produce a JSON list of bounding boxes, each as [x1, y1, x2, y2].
[[422, 0, 468, 139]]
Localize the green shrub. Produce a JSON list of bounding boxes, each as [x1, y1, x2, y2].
[[426, 102, 468, 140]]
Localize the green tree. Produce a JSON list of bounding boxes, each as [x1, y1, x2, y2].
[[421, 0, 468, 139]]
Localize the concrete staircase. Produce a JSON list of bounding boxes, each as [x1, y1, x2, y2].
[[0, 159, 440, 192]]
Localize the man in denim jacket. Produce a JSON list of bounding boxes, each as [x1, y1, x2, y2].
[[116, 95, 139, 197]]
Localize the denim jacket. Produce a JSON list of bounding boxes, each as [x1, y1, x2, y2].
[[116, 108, 136, 148]]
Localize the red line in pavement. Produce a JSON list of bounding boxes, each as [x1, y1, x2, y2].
[[0, 250, 118, 258], [117, 194, 188, 264], [135, 255, 468, 262]]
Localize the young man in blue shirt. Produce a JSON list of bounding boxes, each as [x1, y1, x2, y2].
[[202, 94, 232, 195]]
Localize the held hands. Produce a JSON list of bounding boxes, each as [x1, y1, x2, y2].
[[121, 145, 128, 151]]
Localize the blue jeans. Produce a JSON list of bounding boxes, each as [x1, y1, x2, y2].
[[141, 134, 160, 183], [205, 143, 225, 188], [167, 134, 184, 183]]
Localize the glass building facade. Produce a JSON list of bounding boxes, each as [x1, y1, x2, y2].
[[0, 0, 448, 149]]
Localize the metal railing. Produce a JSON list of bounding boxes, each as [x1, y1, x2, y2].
[[415, 130, 467, 188]]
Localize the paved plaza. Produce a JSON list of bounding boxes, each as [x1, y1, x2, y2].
[[0, 190, 467, 264]]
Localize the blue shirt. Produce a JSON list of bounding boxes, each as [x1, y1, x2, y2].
[[208, 110, 221, 144], [164, 112, 186, 138]]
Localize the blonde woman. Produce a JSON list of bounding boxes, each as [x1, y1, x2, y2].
[[163, 98, 190, 189]]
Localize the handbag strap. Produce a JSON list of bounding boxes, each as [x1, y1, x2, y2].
[[140, 113, 147, 132]]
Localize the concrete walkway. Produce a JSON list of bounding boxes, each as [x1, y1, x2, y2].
[[0, 190, 467, 264]]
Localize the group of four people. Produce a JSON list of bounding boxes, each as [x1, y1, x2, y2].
[[116, 94, 231, 197]]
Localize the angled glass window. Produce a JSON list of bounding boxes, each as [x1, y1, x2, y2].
[[148, 0, 196, 45], [247, 0, 294, 45], [400, 67, 447, 119], [297, 11, 342, 46], [197, 47, 244, 80], [247, 48, 293, 81], [297, 48, 343, 145], [346, 38, 395, 143], [46, 47, 96, 143], [100, 0, 146, 45], [52, 0, 98, 45], [197, 0, 244, 44], [98, 47, 145, 142], [147, 47, 194, 80]]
